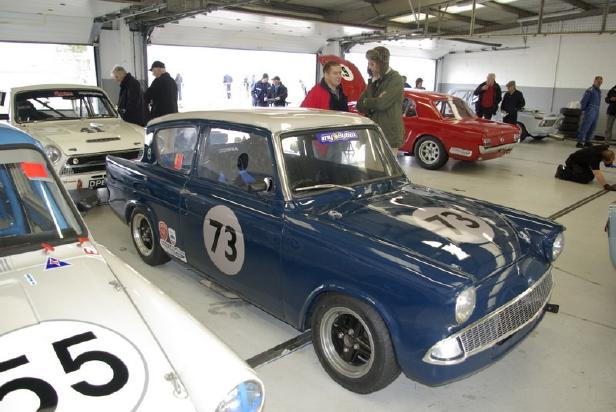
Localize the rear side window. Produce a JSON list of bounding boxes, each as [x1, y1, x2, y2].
[[154, 126, 198, 173], [403, 97, 417, 117], [197, 127, 274, 189]]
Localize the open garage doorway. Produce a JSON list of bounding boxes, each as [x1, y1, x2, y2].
[[345, 52, 436, 91], [147, 45, 316, 111], [0, 42, 96, 113]]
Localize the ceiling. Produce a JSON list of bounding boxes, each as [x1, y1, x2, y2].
[[0, 0, 614, 56]]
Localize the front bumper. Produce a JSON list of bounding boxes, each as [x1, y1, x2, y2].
[[401, 271, 553, 386], [59, 171, 107, 192]]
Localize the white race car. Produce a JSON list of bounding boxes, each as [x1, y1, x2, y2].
[[0, 84, 144, 208], [448, 88, 562, 140], [0, 123, 264, 412]]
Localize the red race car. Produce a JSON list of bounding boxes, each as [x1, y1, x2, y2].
[[320, 55, 521, 170]]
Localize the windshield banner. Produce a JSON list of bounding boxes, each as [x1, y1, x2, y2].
[[317, 130, 359, 144]]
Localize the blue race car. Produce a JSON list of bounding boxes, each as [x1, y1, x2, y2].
[[105, 109, 564, 394]]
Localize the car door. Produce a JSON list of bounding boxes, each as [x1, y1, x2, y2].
[[181, 123, 285, 316], [142, 123, 199, 261]]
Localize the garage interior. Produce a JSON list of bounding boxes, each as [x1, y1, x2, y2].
[[1, 0, 616, 411]]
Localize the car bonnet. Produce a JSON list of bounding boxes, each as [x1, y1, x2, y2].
[[321, 184, 524, 281], [18, 118, 143, 156]]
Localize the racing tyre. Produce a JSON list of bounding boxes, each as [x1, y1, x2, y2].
[[517, 122, 530, 140], [311, 294, 400, 394], [130, 207, 170, 266], [561, 117, 579, 126], [559, 123, 579, 133], [531, 135, 546, 140], [560, 108, 581, 117], [414, 135, 448, 170]]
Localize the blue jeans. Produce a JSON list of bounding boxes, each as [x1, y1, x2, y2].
[[577, 108, 599, 143]]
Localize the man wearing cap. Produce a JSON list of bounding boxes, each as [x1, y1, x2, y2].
[[252, 74, 270, 107], [500, 80, 525, 126], [144, 60, 178, 120], [356, 46, 405, 154], [267, 76, 288, 107]]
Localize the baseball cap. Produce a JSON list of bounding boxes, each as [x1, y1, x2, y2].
[[149, 61, 165, 71]]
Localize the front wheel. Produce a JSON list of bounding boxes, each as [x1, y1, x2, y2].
[[130, 207, 170, 266], [414, 136, 448, 170], [311, 294, 400, 394]]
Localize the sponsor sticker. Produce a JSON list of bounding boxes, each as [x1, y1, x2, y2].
[[340, 64, 354, 81], [44, 257, 70, 270], [412, 207, 495, 244], [203, 205, 245, 275], [317, 130, 359, 144], [20, 162, 49, 180], [158, 222, 186, 262], [24, 273, 37, 286]]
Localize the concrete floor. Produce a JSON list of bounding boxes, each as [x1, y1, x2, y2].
[[84, 137, 616, 412]]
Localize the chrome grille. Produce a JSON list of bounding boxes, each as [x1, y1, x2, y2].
[[540, 119, 557, 127], [60, 149, 141, 175], [458, 273, 553, 356]]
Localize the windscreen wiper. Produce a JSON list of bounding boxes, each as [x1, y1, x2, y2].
[[294, 184, 356, 193]]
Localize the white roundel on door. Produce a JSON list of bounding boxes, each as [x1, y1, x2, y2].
[[412, 207, 495, 244], [203, 205, 245, 275], [0, 320, 146, 412]]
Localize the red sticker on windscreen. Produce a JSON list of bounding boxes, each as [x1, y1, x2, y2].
[[21, 162, 49, 179], [53, 91, 74, 97]]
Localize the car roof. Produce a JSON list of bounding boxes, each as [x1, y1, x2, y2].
[[0, 123, 41, 147], [148, 109, 376, 134], [11, 84, 105, 93], [405, 90, 455, 100]]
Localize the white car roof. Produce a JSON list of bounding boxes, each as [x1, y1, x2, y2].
[[11, 84, 105, 93], [148, 109, 376, 134]]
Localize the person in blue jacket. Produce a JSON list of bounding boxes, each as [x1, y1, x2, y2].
[[577, 76, 603, 148]]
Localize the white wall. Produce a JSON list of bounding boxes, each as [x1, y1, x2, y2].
[[439, 33, 616, 135]]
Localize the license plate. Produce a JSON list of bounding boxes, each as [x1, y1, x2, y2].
[[88, 178, 106, 189]]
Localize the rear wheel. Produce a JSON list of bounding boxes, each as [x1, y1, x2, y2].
[[517, 122, 530, 140], [311, 294, 400, 394], [130, 207, 170, 266], [414, 135, 448, 170]]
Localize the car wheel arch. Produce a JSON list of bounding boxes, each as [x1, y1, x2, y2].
[[125, 200, 153, 224], [299, 285, 402, 348]]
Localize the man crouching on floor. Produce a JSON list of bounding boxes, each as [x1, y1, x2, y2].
[[555, 144, 616, 190]]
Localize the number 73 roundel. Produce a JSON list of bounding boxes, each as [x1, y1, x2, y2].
[[203, 205, 246, 276], [412, 207, 495, 244], [0, 320, 146, 412]]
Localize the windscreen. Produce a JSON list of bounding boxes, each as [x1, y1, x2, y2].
[[0, 148, 85, 255], [280, 127, 403, 194], [14, 89, 117, 123]]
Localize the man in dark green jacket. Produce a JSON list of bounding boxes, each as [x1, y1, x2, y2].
[[356, 46, 405, 154]]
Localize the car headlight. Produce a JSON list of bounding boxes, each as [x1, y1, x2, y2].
[[455, 287, 476, 324], [44, 145, 62, 165], [215, 380, 264, 412], [549, 232, 564, 261]]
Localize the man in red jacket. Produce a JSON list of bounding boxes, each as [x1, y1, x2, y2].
[[300, 61, 349, 111]]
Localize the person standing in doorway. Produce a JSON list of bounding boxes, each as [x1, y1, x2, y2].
[[252, 74, 270, 107], [111, 65, 146, 127], [501, 81, 525, 126], [473, 73, 502, 120], [415, 77, 425, 90], [577, 75, 603, 148], [604, 82, 616, 141], [301, 61, 348, 111], [267, 76, 288, 106], [175, 73, 184, 102], [402, 76, 411, 88], [223, 74, 233, 99], [356, 46, 405, 155], [144, 61, 178, 120]]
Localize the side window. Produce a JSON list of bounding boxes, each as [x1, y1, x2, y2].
[[435, 101, 454, 118], [154, 126, 198, 173], [198, 127, 274, 189], [403, 97, 417, 117]]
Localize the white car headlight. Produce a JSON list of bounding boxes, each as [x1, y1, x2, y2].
[[215, 380, 264, 412], [551, 232, 564, 261], [455, 287, 476, 324], [44, 145, 62, 165]]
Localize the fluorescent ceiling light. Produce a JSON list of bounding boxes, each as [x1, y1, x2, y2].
[[390, 13, 434, 24], [517, 9, 580, 23], [344, 26, 372, 35], [446, 4, 485, 14]]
